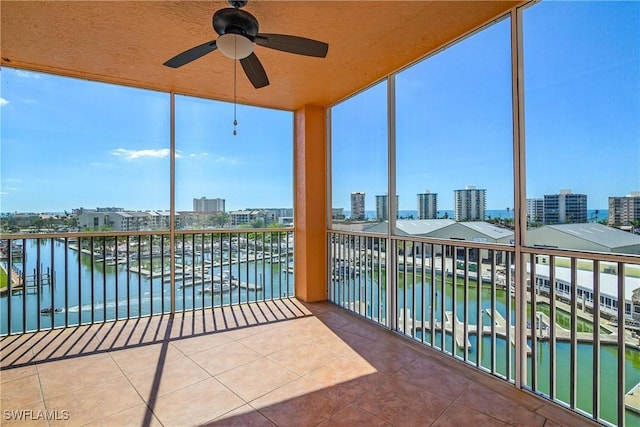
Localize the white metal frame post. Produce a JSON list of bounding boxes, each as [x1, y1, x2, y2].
[[511, 7, 527, 389], [387, 75, 397, 331], [170, 92, 176, 314]]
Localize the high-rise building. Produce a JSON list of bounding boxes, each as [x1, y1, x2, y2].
[[350, 192, 366, 220], [543, 189, 587, 224], [417, 190, 438, 219], [526, 198, 544, 224], [454, 186, 486, 221], [608, 191, 640, 226], [375, 194, 399, 221], [193, 197, 225, 213]]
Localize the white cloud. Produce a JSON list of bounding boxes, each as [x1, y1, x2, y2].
[[15, 70, 41, 79], [0, 98, 8, 107], [111, 148, 172, 161], [1, 186, 20, 197], [215, 156, 241, 165], [176, 150, 209, 159]]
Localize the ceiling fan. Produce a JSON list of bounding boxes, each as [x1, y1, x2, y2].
[[163, 0, 329, 89]]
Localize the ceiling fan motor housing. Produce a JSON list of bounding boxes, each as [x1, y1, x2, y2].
[[213, 8, 259, 38]]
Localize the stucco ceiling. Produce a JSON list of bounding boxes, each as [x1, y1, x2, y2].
[[1, 1, 524, 111]]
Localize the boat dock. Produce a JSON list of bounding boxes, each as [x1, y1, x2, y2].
[[444, 311, 471, 348], [397, 308, 533, 353], [445, 310, 472, 349], [486, 309, 521, 350], [238, 281, 263, 291], [399, 309, 471, 350], [0, 266, 53, 295], [400, 303, 640, 352], [626, 382, 640, 414], [126, 267, 265, 291]]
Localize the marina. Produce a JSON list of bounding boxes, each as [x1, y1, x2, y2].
[[0, 236, 294, 334]]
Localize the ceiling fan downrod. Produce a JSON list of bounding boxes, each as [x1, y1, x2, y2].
[[229, 1, 248, 9]]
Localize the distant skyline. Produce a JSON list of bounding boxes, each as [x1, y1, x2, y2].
[[1, 1, 639, 214]]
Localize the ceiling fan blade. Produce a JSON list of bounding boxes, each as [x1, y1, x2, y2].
[[254, 34, 328, 58], [240, 53, 269, 89], [163, 40, 218, 68]]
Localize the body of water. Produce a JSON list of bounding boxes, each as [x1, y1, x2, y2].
[[341, 209, 609, 222], [0, 239, 293, 334]]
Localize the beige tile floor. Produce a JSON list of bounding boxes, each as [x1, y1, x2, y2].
[[1, 299, 600, 427]]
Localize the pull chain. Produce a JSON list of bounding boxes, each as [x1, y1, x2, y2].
[[233, 42, 238, 136]]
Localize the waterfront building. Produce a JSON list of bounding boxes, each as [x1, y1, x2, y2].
[[543, 189, 587, 224], [526, 263, 640, 321], [278, 216, 294, 226], [229, 209, 276, 227], [417, 190, 438, 219], [608, 191, 640, 228], [365, 218, 453, 236], [364, 219, 512, 244], [431, 221, 514, 244], [350, 192, 366, 220], [246, 208, 293, 219], [526, 223, 640, 255], [73, 207, 123, 215], [76, 209, 112, 230], [193, 197, 225, 213], [332, 208, 345, 220], [526, 198, 544, 225], [95, 207, 124, 213], [375, 194, 399, 221], [454, 186, 486, 221], [366, 219, 511, 262], [76, 209, 170, 231], [275, 208, 294, 218]]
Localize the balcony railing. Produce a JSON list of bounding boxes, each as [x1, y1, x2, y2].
[[328, 230, 640, 427], [0, 229, 294, 335]]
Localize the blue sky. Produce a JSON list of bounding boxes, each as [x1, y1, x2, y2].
[[331, 1, 639, 214], [0, 71, 293, 213], [1, 1, 639, 214]]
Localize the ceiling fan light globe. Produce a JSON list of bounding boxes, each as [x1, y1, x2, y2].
[[217, 33, 253, 59]]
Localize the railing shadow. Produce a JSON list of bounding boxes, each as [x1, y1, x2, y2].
[[0, 299, 312, 370]]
